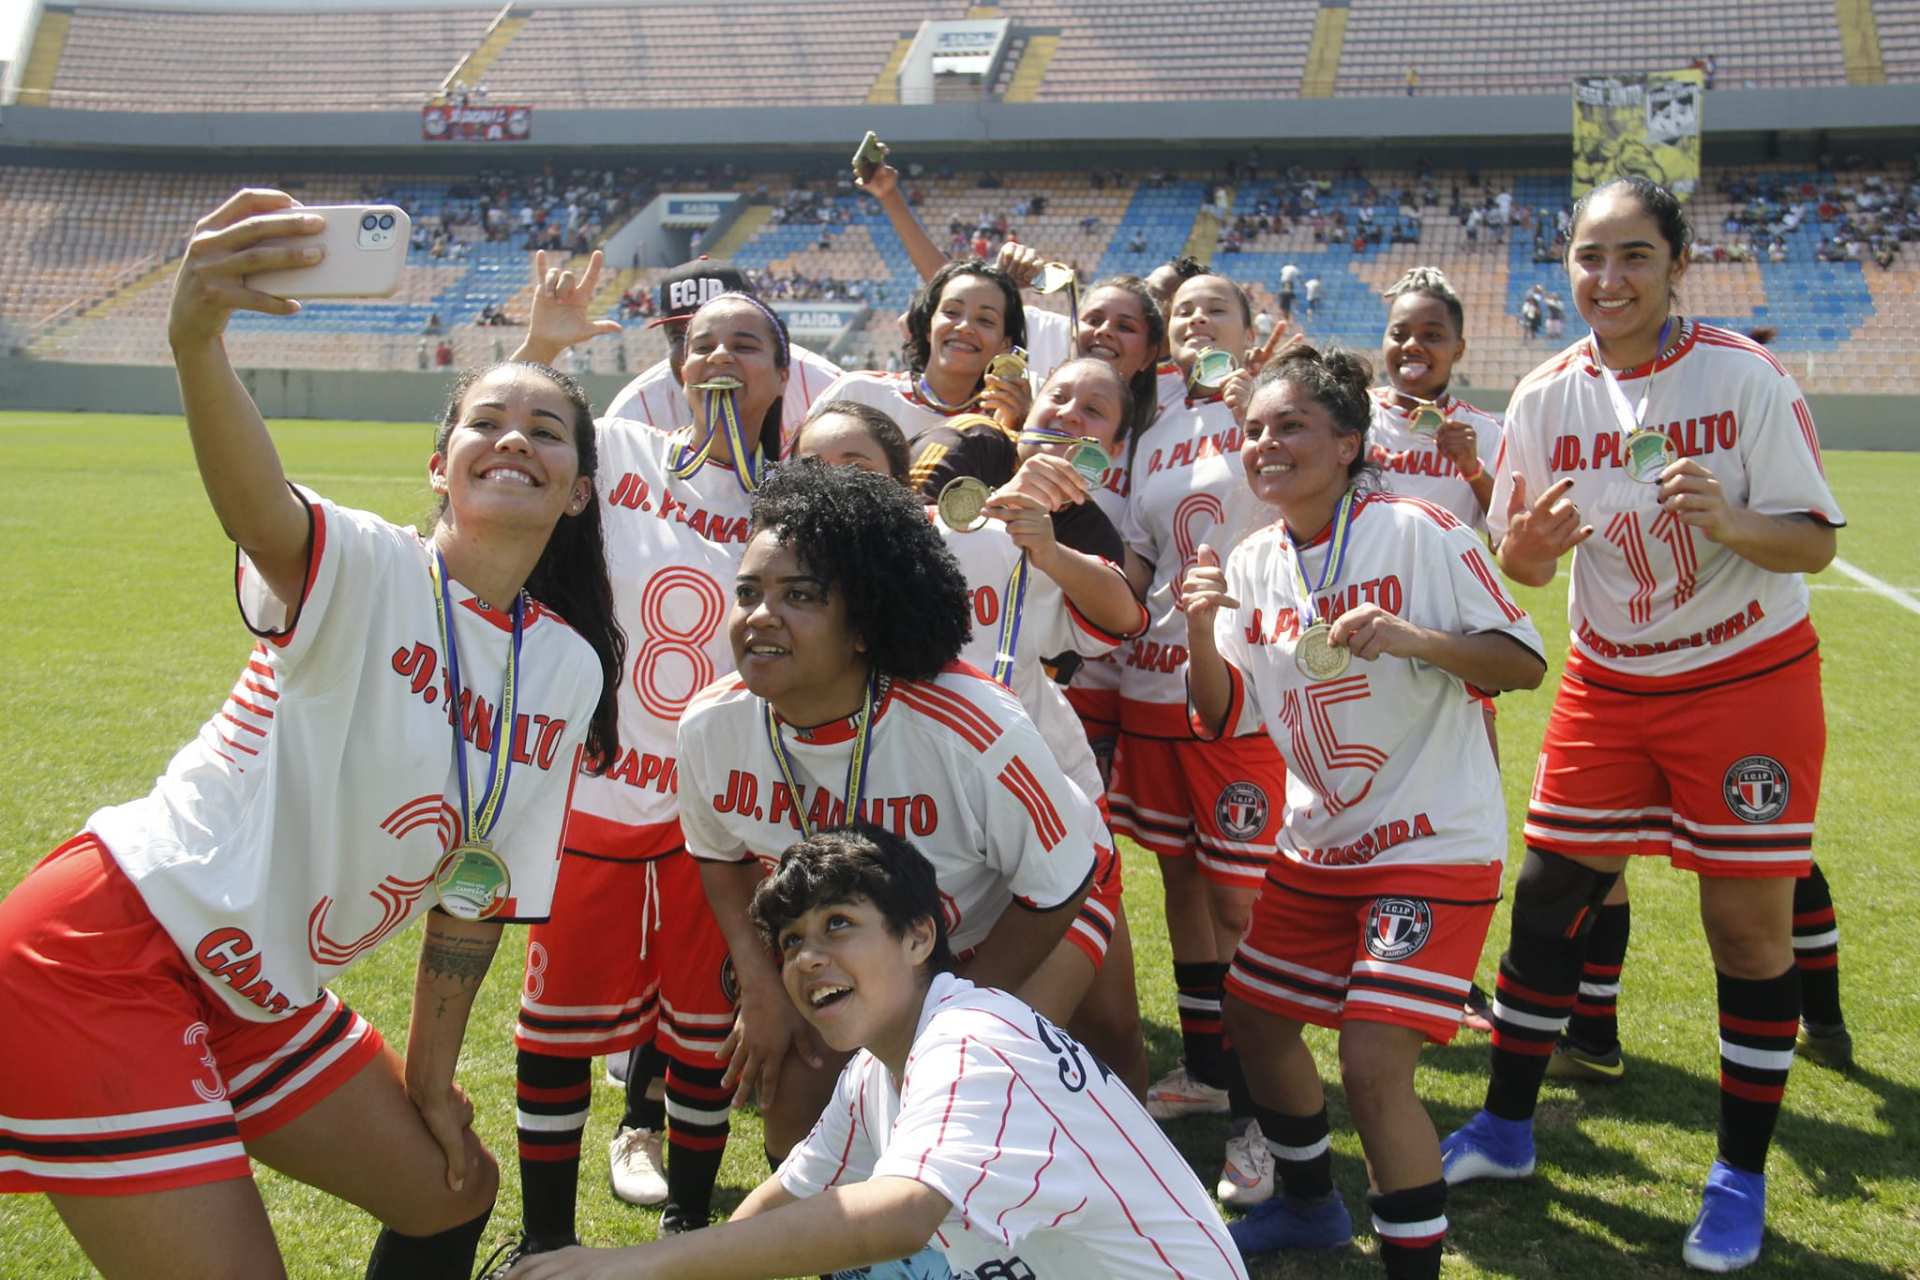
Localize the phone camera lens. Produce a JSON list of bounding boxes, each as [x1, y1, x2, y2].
[[361, 214, 378, 231], [378, 214, 395, 230]]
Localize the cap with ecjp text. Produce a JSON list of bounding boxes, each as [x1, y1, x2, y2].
[[649, 258, 752, 327]]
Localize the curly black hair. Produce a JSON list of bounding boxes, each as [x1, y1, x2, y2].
[[749, 824, 956, 975], [747, 458, 970, 681], [901, 259, 1028, 378]]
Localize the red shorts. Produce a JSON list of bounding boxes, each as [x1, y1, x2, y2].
[[1226, 860, 1499, 1044], [515, 843, 734, 1067], [1523, 628, 1824, 878], [0, 836, 382, 1196], [1066, 685, 1120, 752], [1109, 733, 1283, 886]]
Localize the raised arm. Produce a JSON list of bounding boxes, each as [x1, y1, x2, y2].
[[167, 189, 324, 606], [855, 146, 950, 283]]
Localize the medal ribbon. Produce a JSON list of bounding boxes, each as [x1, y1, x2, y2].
[[915, 375, 984, 414], [430, 549, 524, 846], [1287, 487, 1360, 629], [992, 554, 1030, 688], [1016, 425, 1097, 450], [670, 386, 760, 493], [1592, 316, 1674, 445], [762, 673, 879, 839]]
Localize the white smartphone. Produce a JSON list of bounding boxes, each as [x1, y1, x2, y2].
[[245, 204, 412, 299]]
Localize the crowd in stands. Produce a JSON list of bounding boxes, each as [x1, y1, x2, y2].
[[1699, 164, 1920, 270]]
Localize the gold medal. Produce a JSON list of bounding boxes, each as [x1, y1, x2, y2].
[[937, 476, 993, 532], [434, 840, 512, 921], [1187, 346, 1240, 396], [1409, 404, 1447, 438], [1067, 439, 1110, 487], [688, 375, 743, 392], [1034, 263, 1077, 294], [987, 348, 1028, 383], [1294, 621, 1351, 682], [1622, 428, 1677, 483]]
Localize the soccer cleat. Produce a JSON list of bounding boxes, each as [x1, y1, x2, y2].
[[608, 1125, 669, 1206], [1227, 1190, 1352, 1255], [1794, 1021, 1853, 1071], [1440, 1110, 1536, 1185], [1216, 1120, 1276, 1208], [1460, 983, 1495, 1034], [1682, 1161, 1767, 1272], [478, 1233, 577, 1280], [659, 1200, 710, 1235], [1143, 1063, 1231, 1119], [1545, 1036, 1626, 1082]]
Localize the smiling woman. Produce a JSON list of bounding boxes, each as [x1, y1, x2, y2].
[[0, 189, 621, 1280]]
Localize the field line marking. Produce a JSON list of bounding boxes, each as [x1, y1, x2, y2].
[[1829, 557, 1920, 618]]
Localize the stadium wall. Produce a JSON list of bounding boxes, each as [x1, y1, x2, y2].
[[5, 85, 1920, 158], [2, 357, 1909, 451]]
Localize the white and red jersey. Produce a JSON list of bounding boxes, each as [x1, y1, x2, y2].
[[1491, 320, 1845, 679], [677, 667, 1097, 955], [564, 422, 754, 858], [1209, 491, 1543, 894], [603, 342, 843, 453], [1119, 396, 1269, 736], [1024, 305, 1075, 383], [815, 370, 990, 445], [781, 972, 1248, 1280], [1368, 387, 1502, 533], [933, 508, 1141, 802], [91, 495, 598, 1021]]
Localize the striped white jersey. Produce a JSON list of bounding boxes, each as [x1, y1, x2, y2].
[[781, 972, 1248, 1280], [1367, 387, 1503, 533], [1491, 321, 1844, 679], [678, 668, 1097, 955]]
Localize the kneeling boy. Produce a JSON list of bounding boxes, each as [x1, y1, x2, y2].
[[508, 825, 1245, 1279]]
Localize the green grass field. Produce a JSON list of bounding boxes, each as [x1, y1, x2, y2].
[[3, 411, 1916, 1278]]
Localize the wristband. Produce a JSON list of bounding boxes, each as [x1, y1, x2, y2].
[[1459, 459, 1485, 482]]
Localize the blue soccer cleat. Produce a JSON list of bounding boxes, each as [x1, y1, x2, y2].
[[1440, 1110, 1536, 1185], [1227, 1189, 1352, 1255], [1682, 1161, 1767, 1272]]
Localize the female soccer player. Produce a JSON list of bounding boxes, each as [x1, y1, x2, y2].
[[1111, 269, 1284, 1205], [816, 260, 1029, 443], [0, 189, 620, 1280], [792, 382, 1151, 1095], [1370, 266, 1501, 531], [1183, 346, 1545, 1279], [1442, 176, 1845, 1274], [677, 460, 1099, 1161], [502, 826, 1246, 1280], [496, 281, 794, 1259]]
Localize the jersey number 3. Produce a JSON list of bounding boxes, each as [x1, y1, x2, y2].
[[633, 569, 727, 719]]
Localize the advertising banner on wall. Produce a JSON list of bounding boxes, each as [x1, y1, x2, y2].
[[1571, 71, 1703, 200], [422, 104, 532, 142]]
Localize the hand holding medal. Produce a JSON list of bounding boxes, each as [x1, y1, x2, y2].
[[1656, 455, 1738, 543], [980, 346, 1034, 429], [1288, 487, 1361, 681]]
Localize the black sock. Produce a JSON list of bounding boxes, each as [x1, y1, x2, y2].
[[1252, 1103, 1333, 1200], [1172, 961, 1229, 1088], [1717, 966, 1798, 1174], [514, 1050, 591, 1243], [664, 1056, 730, 1223], [365, 1206, 491, 1280], [1369, 1181, 1447, 1280], [1564, 901, 1630, 1051], [1485, 929, 1583, 1122], [1792, 862, 1844, 1028], [620, 1039, 669, 1132]]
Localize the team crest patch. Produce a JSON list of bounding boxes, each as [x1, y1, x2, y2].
[[720, 956, 740, 1006], [1215, 781, 1270, 841], [1365, 898, 1433, 962], [1724, 755, 1790, 823]]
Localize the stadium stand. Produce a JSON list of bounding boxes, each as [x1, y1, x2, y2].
[[6, 157, 1917, 395], [13, 0, 1893, 111]]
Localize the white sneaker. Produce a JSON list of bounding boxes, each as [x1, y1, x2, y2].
[[608, 1126, 668, 1206], [1217, 1121, 1275, 1208], [1144, 1064, 1231, 1119]]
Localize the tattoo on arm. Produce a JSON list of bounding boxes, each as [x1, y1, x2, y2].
[[420, 925, 499, 1016]]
